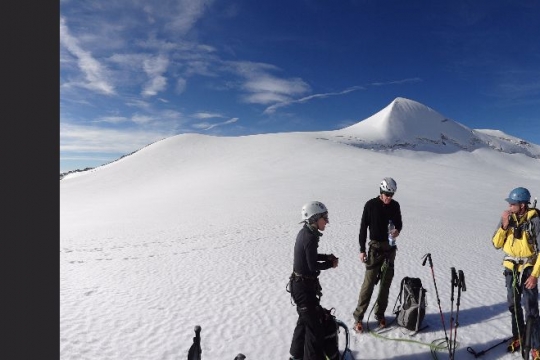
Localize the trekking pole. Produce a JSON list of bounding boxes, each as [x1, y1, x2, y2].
[[422, 253, 449, 352], [451, 270, 466, 359], [466, 337, 513, 358], [448, 267, 458, 360], [187, 325, 202, 360]]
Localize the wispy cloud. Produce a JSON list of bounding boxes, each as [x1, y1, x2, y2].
[[132, 114, 156, 124], [370, 78, 422, 86], [60, 17, 116, 95], [223, 61, 311, 106], [192, 118, 239, 130], [125, 99, 152, 110], [141, 55, 170, 97], [263, 78, 423, 114], [242, 75, 310, 105], [162, 0, 215, 35], [263, 85, 365, 114], [93, 116, 129, 124], [192, 112, 226, 119], [60, 123, 172, 153]]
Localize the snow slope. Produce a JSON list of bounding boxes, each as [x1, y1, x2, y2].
[[60, 98, 540, 360]]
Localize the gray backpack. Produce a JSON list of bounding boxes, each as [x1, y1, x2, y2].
[[394, 277, 426, 331]]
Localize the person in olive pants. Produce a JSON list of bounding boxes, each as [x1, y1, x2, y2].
[[352, 177, 402, 332]]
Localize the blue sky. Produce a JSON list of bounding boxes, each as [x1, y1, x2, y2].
[[60, 0, 540, 173]]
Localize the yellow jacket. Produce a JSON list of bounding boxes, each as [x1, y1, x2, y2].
[[492, 208, 540, 278]]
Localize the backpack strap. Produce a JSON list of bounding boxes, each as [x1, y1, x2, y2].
[[392, 277, 408, 315], [415, 287, 427, 332], [524, 208, 539, 253]]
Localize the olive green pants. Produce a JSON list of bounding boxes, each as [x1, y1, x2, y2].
[[353, 241, 396, 322]]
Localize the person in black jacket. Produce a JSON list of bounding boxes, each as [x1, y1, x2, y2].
[[288, 201, 339, 360], [352, 177, 402, 332]]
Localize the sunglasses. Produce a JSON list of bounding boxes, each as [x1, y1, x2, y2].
[[321, 215, 329, 222], [382, 191, 394, 197]]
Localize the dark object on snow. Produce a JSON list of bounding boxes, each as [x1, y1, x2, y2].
[[320, 307, 340, 360], [335, 319, 355, 360], [233, 354, 246, 360], [319, 307, 355, 360], [449, 268, 466, 360], [466, 337, 513, 358], [187, 325, 202, 360], [393, 276, 426, 332]]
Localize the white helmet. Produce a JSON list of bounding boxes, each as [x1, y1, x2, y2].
[[380, 177, 397, 193], [301, 201, 328, 222]]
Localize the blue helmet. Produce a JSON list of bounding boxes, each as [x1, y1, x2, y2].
[[505, 187, 531, 204]]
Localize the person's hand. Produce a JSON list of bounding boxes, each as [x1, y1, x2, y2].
[[327, 253, 339, 268], [390, 229, 399, 238], [501, 210, 511, 229], [525, 275, 538, 289], [359, 252, 367, 263]]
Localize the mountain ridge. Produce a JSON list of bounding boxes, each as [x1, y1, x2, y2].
[[330, 97, 540, 157], [60, 97, 540, 179]]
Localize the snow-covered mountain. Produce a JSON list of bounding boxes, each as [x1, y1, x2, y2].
[[330, 97, 540, 157], [60, 100, 540, 359], [61, 97, 540, 181]]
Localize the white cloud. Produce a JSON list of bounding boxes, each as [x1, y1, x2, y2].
[[221, 61, 312, 106], [192, 112, 225, 119], [143, 55, 169, 76], [192, 117, 238, 130], [164, 0, 215, 35], [131, 114, 155, 124], [125, 99, 152, 110], [142, 76, 168, 97], [141, 55, 169, 96], [242, 92, 292, 105], [60, 123, 171, 153], [60, 17, 115, 95], [240, 75, 310, 105], [264, 86, 365, 114], [263, 79, 423, 114], [93, 116, 129, 124]]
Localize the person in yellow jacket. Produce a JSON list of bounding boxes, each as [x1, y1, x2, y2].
[[492, 187, 540, 358]]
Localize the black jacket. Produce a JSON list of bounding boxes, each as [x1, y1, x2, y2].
[[358, 196, 402, 253], [293, 224, 333, 277]]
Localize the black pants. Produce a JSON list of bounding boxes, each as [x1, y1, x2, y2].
[[504, 266, 540, 349], [289, 278, 329, 360]]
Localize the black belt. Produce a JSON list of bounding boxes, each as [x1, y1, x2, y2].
[[291, 271, 318, 281]]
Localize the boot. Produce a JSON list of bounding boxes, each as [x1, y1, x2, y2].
[[507, 337, 521, 353], [375, 314, 386, 328]]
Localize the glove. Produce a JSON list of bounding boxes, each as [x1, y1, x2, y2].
[[328, 254, 339, 268]]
